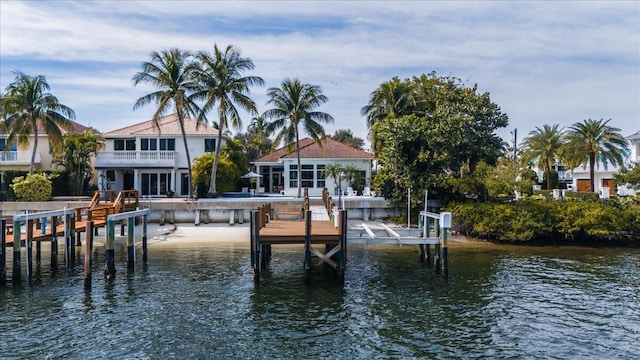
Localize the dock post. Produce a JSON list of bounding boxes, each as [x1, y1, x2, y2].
[[69, 213, 76, 265], [142, 215, 148, 262], [170, 210, 175, 224], [127, 217, 135, 270], [205, 210, 210, 224], [104, 219, 116, 279], [251, 210, 260, 283], [303, 209, 312, 278], [229, 210, 235, 226], [51, 217, 58, 271], [440, 213, 451, 277], [195, 209, 200, 226], [0, 219, 6, 286], [238, 210, 244, 224], [338, 209, 347, 283], [12, 219, 21, 284], [84, 221, 94, 290], [160, 210, 165, 226], [26, 219, 33, 281]]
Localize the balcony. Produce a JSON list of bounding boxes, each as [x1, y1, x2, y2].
[[95, 151, 177, 168], [0, 151, 41, 166]]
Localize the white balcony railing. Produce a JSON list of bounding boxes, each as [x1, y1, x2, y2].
[[95, 151, 176, 168], [0, 151, 41, 164]]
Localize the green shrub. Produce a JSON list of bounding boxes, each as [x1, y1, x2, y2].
[[2, 170, 28, 201], [564, 191, 600, 201], [11, 173, 52, 201]]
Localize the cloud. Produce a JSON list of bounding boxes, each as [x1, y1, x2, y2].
[[1, 0, 638, 141]]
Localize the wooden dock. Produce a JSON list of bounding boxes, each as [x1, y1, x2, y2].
[[251, 189, 348, 283], [0, 190, 142, 286]]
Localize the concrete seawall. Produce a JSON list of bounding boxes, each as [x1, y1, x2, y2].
[[0, 197, 400, 223]]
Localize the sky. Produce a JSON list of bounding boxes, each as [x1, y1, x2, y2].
[[1, 1, 639, 149]]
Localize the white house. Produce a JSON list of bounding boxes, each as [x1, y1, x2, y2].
[[252, 137, 375, 197], [567, 130, 639, 196], [0, 120, 91, 185], [94, 113, 222, 197]]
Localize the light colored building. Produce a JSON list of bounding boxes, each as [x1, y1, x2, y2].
[[252, 137, 375, 197], [0, 121, 91, 184], [94, 113, 222, 197]]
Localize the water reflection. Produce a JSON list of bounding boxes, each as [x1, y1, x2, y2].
[[1, 239, 639, 358]]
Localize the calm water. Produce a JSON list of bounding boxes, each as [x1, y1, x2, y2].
[[1, 225, 639, 359]]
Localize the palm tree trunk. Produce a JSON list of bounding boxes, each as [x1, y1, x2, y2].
[[295, 127, 301, 198], [208, 129, 224, 197], [546, 159, 552, 190], [29, 119, 38, 174], [589, 153, 595, 193], [177, 112, 193, 198]]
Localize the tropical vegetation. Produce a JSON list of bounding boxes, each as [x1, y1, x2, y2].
[[0, 71, 76, 174], [263, 78, 334, 198], [132, 48, 201, 198], [52, 130, 103, 195], [191, 44, 264, 197]]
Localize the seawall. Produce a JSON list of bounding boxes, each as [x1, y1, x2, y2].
[[0, 197, 400, 223]]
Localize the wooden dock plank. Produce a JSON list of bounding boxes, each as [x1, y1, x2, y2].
[[258, 219, 340, 244]]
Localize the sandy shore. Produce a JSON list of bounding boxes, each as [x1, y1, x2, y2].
[[126, 222, 478, 249]]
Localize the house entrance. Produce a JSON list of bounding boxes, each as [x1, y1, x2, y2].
[[123, 171, 134, 190]]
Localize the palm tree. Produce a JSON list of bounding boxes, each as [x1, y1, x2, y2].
[[53, 130, 104, 195], [263, 78, 334, 198], [192, 44, 264, 197], [132, 49, 201, 198], [361, 76, 415, 130], [520, 124, 565, 190], [1, 71, 75, 173], [564, 118, 628, 192], [324, 163, 344, 195], [245, 116, 273, 159]]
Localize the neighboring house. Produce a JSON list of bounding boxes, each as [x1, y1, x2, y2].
[[567, 130, 639, 196], [94, 113, 222, 197], [252, 137, 375, 197], [529, 162, 573, 190], [0, 120, 91, 185]]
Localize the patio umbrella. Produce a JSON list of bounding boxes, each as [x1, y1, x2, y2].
[[241, 171, 263, 191]]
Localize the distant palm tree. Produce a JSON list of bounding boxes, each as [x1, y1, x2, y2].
[[1, 71, 75, 173], [132, 49, 201, 198], [564, 118, 628, 192], [192, 44, 263, 197], [246, 116, 273, 158], [520, 124, 565, 190], [263, 78, 334, 198], [324, 163, 344, 194], [361, 76, 415, 130], [53, 130, 104, 195]]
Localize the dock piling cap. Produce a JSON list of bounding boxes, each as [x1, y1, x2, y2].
[[439, 212, 452, 228]]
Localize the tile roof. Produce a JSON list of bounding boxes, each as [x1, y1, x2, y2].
[[103, 113, 219, 137], [0, 120, 91, 135], [253, 137, 374, 163]]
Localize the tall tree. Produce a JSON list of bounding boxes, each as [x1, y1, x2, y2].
[[520, 124, 565, 191], [330, 129, 365, 150], [263, 78, 334, 197], [361, 76, 416, 130], [243, 116, 273, 160], [53, 130, 104, 195], [1, 71, 75, 173], [192, 44, 263, 197], [132, 48, 201, 198], [564, 118, 628, 192]]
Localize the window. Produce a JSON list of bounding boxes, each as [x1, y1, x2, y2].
[[205, 138, 216, 152], [114, 139, 136, 151], [141, 172, 172, 196], [301, 165, 314, 188], [160, 138, 175, 151], [141, 138, 157, 151], [316, 164, 325, 188], [289, 164, 298, 188]]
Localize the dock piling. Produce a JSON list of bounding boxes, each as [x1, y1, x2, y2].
[[12, 219, 21, 284], [84, 221, 94, 290], [0, 219, 6, 285], [142, 215, 148, 262], [105, 219, 116, 279], [51, 217, 58, 270], [127, 217, 135, 270]]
